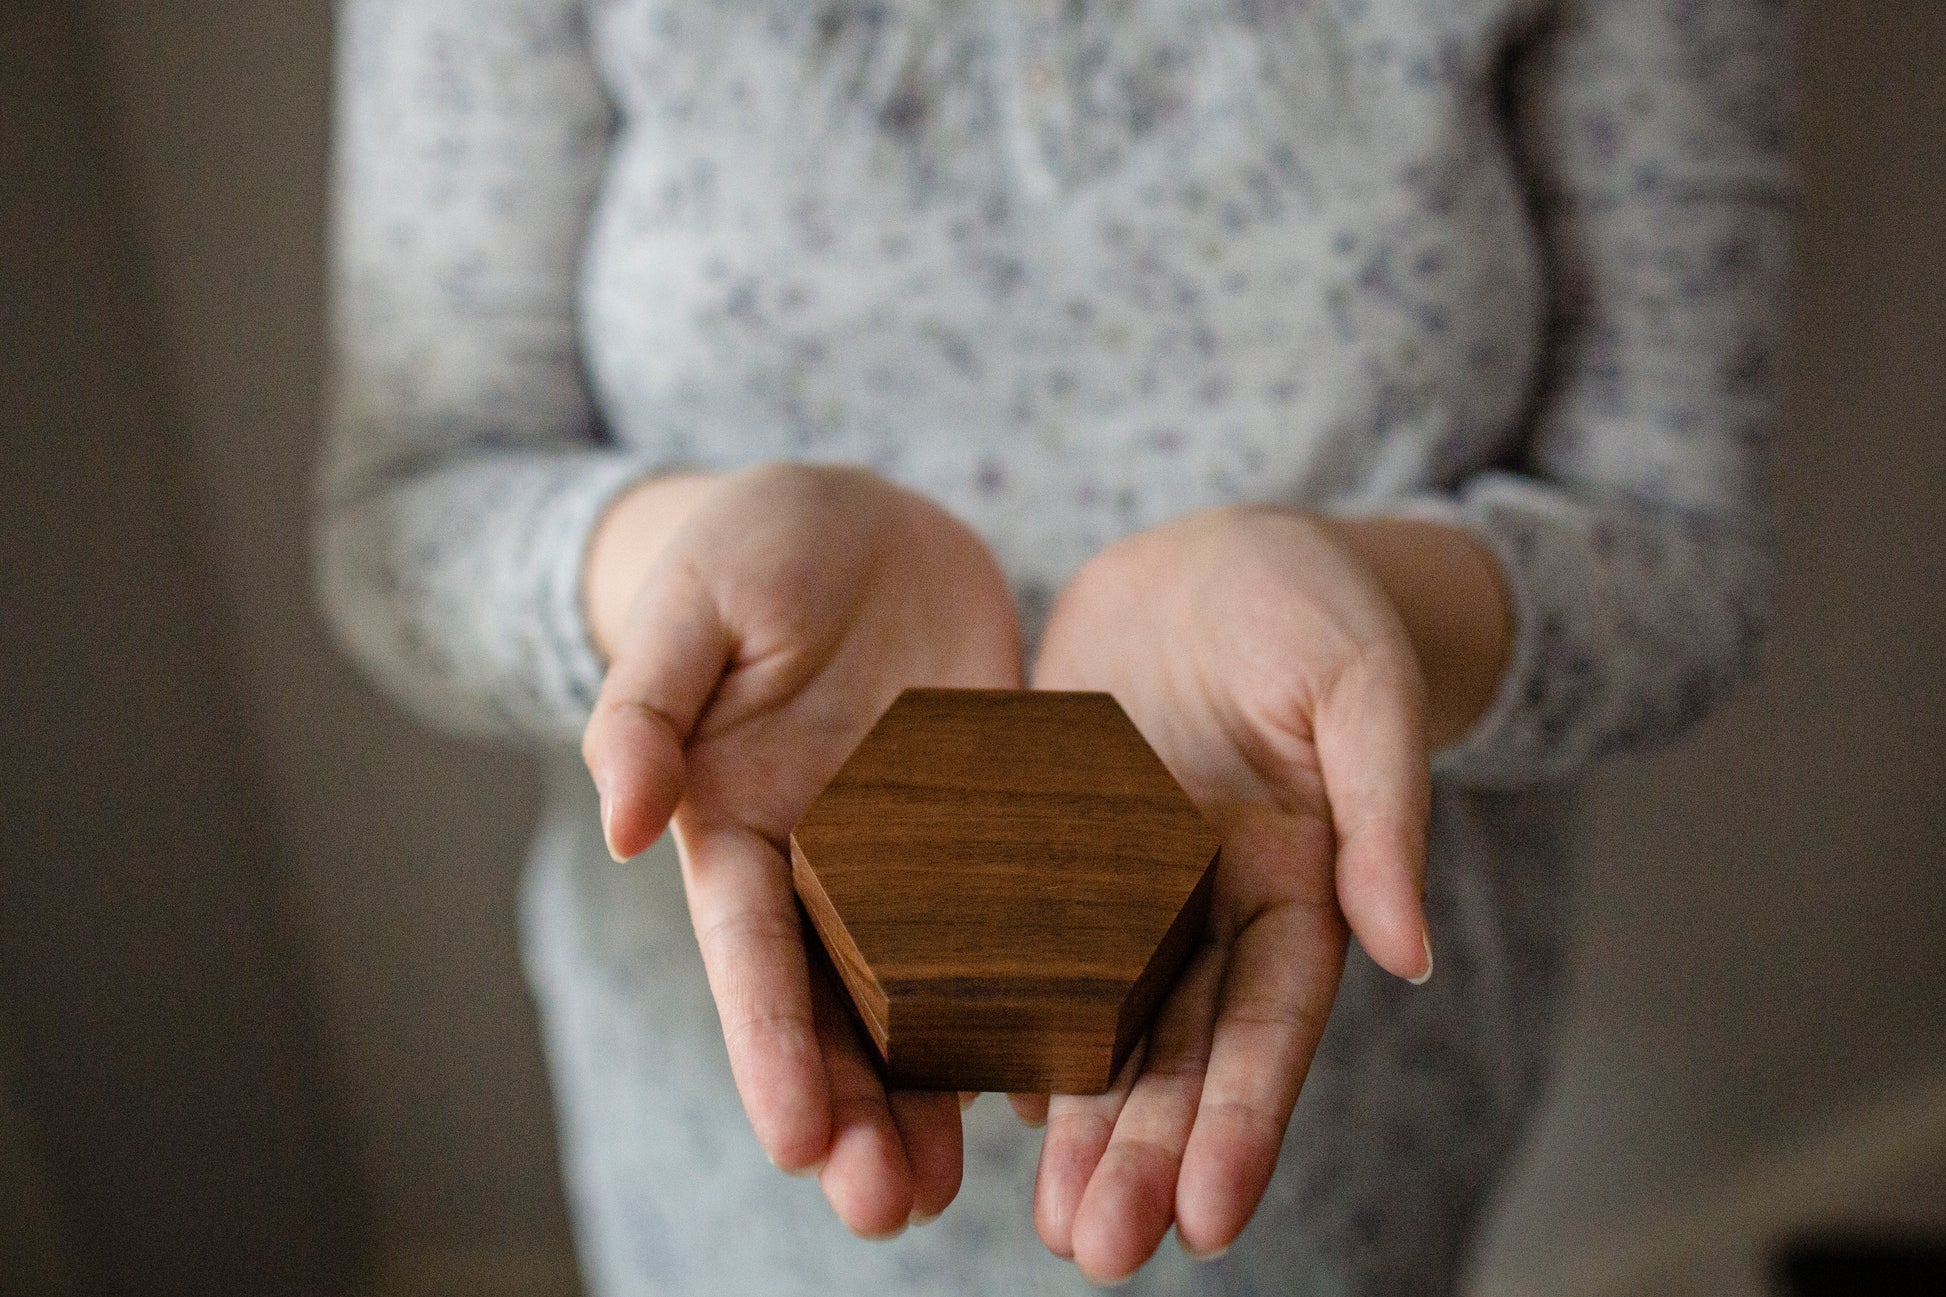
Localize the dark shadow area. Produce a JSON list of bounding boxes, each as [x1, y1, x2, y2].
[[0, 5, 373, 1294], [1774, 1235, 1946, 1297]]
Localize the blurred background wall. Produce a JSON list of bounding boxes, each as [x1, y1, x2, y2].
[[1, 2, 1939, 1296]]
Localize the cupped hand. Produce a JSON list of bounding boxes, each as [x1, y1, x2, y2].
[[1021, 505, 1446, 1282], [581, 462, 1023, 1238]]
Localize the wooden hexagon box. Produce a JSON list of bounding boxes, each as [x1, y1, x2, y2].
[[789, 688, 1221, 1094]]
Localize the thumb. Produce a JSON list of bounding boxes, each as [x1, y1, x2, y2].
[[1314, 647, 1434, 983], [581, 559, 732, 861]]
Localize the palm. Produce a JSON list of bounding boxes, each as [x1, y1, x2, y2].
[[1025, 506, 1429, 1281], [587, 465, 1022, 1237], [676, 510, 1020, 840]]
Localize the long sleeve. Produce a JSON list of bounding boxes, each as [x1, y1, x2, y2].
[[314, 0, 653, 744], [1414, 0, 1794, 787]]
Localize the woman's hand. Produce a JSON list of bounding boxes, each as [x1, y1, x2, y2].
[[1018, 505, 1509, 1282], [581, 462, 1023, 1238]]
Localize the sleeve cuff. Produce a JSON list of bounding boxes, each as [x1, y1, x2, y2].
[[529, 452, 672, 742]]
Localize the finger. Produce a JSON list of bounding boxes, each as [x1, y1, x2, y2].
[[1033, 1042, 1143, 1260], [583, 557, 731, 861], [672, 817, 832, 1175], [888, 1089, 963, 1224], [1315, 647, 1433, 981], [1175, 890, 1346, 1258], [1007, 1093, 1049, 1127], [807, 957, 916, 1238], [1069, 943, 1226, 1285]]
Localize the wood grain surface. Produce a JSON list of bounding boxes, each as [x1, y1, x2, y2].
[[790, 688, 1221, 1094]]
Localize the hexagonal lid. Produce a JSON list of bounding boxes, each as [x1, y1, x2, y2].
[[790, 688, 1221, 1093]]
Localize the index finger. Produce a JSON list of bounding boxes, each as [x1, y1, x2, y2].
[[670, 814, 833, 1174], [1174, 845, 1347, 1257]]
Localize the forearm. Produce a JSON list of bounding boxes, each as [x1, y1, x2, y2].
[[1317, 516, 1513, 753], [318, 0, 631, 742]]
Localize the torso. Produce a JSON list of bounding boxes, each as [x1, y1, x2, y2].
[[579, 0, 1548, 611], [528, 10, 1575, 1293]]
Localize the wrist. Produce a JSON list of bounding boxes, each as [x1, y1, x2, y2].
[[1315, 515, 1513, 751], [584, 471, 722, 661]]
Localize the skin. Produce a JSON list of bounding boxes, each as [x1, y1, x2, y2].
[[582, 463, 1022, 1236], [1011, 506, 1508, 1281], [581, 466, 1511, 1275]]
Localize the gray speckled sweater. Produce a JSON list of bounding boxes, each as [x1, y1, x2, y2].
[[315, 1, 1790, 1292]]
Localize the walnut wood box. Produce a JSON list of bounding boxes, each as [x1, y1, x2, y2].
[[789, 688, 1221, 1094]]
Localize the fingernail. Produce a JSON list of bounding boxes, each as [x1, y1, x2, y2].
[[1408, 930, 1434, 986], [770, 1154, 826, 1180], [597, 776, 625, 863], [1183, 1239, 1231, 1262], [859, 1221, 908, 1243], [908, 1206, 941, 1227]]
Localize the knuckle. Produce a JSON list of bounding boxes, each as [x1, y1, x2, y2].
[[721, 1004, 812, 1058], [696, 907, 800, 960], [1201, 1096, 1286, 1152]]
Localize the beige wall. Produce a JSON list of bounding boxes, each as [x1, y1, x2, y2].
[[6, 2, 1942, 1293]]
